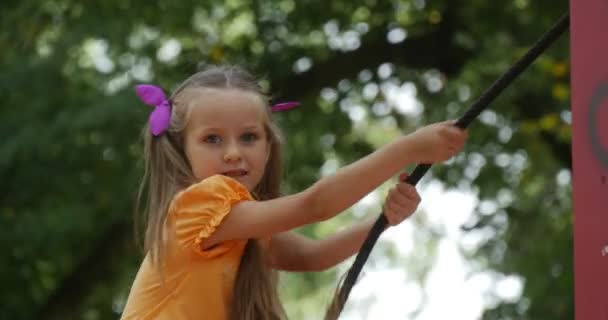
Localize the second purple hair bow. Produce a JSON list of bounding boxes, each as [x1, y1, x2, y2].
[[271, 101, 300, 112], [135, 84, 171, 136]]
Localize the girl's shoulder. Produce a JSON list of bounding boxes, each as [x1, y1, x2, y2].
[[166, 175, 254, 255], [169, 175, 253, 215]]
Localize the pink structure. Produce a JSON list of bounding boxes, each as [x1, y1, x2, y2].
[[570, 1, 608, 318]]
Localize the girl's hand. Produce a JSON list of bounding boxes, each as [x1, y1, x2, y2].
[[408, 120, 468, 163], [383, 179, 421, 226]]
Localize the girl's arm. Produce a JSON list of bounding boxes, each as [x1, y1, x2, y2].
[[269, 180, 421, 271], [202, 122, 465, 249], [268, 217, 378, 272]]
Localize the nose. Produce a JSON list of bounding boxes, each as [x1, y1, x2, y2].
[[223, 140, 242, 162]]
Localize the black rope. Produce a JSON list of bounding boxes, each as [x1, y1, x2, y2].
[[326, 13, 570, 319]]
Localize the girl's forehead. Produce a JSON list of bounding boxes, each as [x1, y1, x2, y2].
[[184, 87, 264, 109], [183, 88, 268, 128]]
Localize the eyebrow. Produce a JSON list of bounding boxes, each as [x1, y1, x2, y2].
[[197, 124, 263, 132], [242, 125, 263, 130]]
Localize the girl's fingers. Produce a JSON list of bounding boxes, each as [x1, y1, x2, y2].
[[385, 202, 410, 226], [441, 121, 467, 143], [384, 202, 397, 224], [383, 203, 397, 225], [384, 181, 422, 226], [396, 183, 421, 203], [389, 188, 411, 208], [389, 208, 414, 226], [384, 197, 418, 226], [407, 184, 421, 202]]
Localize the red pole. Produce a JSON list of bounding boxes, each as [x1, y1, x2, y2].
[[570, 1, 608, 319]]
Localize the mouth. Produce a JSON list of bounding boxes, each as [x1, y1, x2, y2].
[[221, 169, 248, 178]]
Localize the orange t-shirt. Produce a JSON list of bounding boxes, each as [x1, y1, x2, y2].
[[121, 175, 253, 320]]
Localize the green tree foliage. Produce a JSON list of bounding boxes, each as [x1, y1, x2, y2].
[[1, 0, 571, 319]]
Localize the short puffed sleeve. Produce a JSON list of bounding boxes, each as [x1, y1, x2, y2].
[[168, 175, 253, 254]]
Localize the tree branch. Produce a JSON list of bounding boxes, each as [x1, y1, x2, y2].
[[272, 5, 472, 99]]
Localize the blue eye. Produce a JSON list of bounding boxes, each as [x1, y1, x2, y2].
[[241, 132, 259, 143], [204, 134, 221, 144]]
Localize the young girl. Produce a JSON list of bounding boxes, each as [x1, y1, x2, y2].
[[120, 65, 467, 320]]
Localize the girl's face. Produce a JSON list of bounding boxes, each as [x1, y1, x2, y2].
[[182, 88, 271, 191]]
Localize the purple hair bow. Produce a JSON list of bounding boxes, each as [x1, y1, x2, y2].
[[135, 83, 300, 136], [271, 101, 300, 112], [135, 84, 171, 136]]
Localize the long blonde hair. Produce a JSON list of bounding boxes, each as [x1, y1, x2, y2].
[[135, 65, 286, 319]]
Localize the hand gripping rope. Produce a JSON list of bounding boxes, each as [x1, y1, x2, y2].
[[325, 13, 570, 319]]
